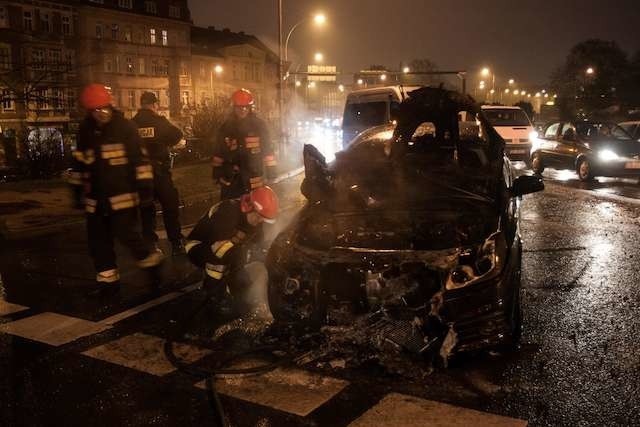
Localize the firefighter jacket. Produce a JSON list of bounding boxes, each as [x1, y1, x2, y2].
[[185, 199, 259, 282], [212, 113, 277, 192], [68, 110, 154, 214], [132, 108, 183, 173]]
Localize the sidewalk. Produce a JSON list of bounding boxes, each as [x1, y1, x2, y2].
[[0, 152, 303, 240]]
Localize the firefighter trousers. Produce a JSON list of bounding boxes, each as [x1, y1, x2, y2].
[[141, 171, 182, 244], [86, 208, 150, 274]]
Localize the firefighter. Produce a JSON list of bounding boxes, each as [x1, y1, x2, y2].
[[212, 89, 277, 200], [132, 91, 185, 255], [69, 84, 164, 296], [185, 186, 278, 315]]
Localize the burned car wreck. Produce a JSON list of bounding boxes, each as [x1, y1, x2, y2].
[[266, 87, 544, 361]]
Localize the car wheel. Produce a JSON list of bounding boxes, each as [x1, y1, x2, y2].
[[577, 158, 594, 181], [531, 152, 544, 175]]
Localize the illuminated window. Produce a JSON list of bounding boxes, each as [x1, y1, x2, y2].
[[0, 45, 11, 70], [23, 10, 33, 31], [145, 1, 157, 14], [128, 90, 135, 108], [169, 5, 180, 18], [138, 57, 145, 74], [125, 56, 134, 73], [1, 89, 15, 111], [149, 28, 156, 44], [118, 0, 133, 9], [161, 30, 168, 46]]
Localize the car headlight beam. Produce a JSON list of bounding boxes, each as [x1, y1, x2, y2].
[[598, 149, 619, 162]]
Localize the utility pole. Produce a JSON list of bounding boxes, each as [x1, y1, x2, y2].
[[277, 0, 285, 157]]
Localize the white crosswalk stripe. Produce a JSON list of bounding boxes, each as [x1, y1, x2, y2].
[[0, 299, 29, 317], [348, 393, 527, 427], [0, 312, 111, 346], [195, 358, 349, 417], [81, 332, 212, 376]]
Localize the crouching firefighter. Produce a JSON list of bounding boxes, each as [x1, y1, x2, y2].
[[212, 89, 278, 200], [185, 186, 278, 315], [69, 84, 164, 296]]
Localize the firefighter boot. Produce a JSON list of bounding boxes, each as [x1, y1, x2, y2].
[[88, 269, 121, 298], [138, 247, 166, 291]]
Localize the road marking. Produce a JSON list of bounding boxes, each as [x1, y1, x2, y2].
[[82, 332, 211, 376], [100, 291, 185, 325], [0, 300, 29, 317], [195, 359, 349, 417], [546, 181, 640, 207], [348, 393, 527, 427], [0, 312, 111, 346]]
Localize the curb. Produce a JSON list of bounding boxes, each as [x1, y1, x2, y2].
[[0, 166, 305, 241]]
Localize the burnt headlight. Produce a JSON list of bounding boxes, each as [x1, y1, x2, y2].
[[445, 232, 507, 290]]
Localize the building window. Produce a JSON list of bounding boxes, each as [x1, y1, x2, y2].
[[0, 45, 11, 70], [111, 24, 118, 39], [1, 89, 15, 111], [145, 1, 157, 14], [139, 57, 145, 74], [128, 90, 135, 108], [64, 50, 75, 72], [114, 55, 120, 73], [149, 28, 156, 44], [161, 30, 168, 46], [169, 5, 180, 18], [182, 91, 189, 106], [32, 48, 44, 70], [67, 89, 76, 110], [96, 24, 103, 39], [36, 88, 50, 110], [125, 56, 134, 73], [23, 10, 33, 31], [62, 16, 72, 35], [49, 49, 61, 71], [40, 12, 50, 32], [52, 89, 65, 110], [118, 0, 133, 9], [199, 62, 205, 77], [124, 27, 132, 42], [104, 56, 113, 73], [0, 6, 8, 28], [179, 61, 188, 76]]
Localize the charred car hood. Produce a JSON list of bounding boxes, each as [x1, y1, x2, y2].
[[296, 206, 498, 253]]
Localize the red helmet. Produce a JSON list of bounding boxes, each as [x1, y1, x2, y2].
[[231, 89, 254, 107], [80, 84, 112, 110], [249, 186, 279, 223]]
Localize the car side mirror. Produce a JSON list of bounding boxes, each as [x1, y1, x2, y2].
[[511, 175, 544, 197]]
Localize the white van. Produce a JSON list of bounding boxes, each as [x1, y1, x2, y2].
[[342, 86, 420, 149], [481, 105, 537, 163]]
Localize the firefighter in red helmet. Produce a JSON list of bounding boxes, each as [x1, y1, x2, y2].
[[69, 84, 164, 296], [212, 89, 277, 200], [185, 186, 279, 315]]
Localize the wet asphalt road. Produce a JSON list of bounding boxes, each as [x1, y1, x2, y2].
[[1, 164, 639, 427]]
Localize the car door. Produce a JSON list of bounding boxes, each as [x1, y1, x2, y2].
[[539, 122, 562, 166], [556, 122, 582, 168]]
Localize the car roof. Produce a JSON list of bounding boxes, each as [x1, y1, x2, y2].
[[346, 85, 422, 102], [619, 121, 640, 125], [481, 105, 522, 110]]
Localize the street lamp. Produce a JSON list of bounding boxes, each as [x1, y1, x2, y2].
[[338, 84, 344, 92], [214, 64, 223, 75], [508, 78, 515, 85], [481, 67, 496, 90], [403, 66, 410, 74], [284, 13, 327, 64], [586, 67, 595, 75], [314, 52, 324, 63], [380, 74, 387, 81]]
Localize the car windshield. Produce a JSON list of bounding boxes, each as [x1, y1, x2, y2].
[[483, 109, 531, 127], [576, 123, 632, 140], [343, 101, 387, 128]]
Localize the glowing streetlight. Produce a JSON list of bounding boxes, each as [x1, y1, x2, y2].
[[504, 88, 510, 94], [357, 78, 364, 85], [508, 78, 515, 85], [586, 67, 595, 75], [313, 13, 327, 26], [308, 81, 316, 88], [314, 52, 324, 62], [490, 89, 495, 94], [338, 84, 345, 92], [380, 74, 387, 81], [295, 80, 301, 87], [403, 66, 410, 73], [535, 92, 541, 97], [544, 93, 549, 98], [514, 90, 520, 95], [481, 67, 491, 77], [214, 64, 223, 75]]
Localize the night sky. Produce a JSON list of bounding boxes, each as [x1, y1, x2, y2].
[[190, 0, 640, 86]]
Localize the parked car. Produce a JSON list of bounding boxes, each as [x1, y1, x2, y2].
[[530, 121, 640, 181], [267, 87, 544, 357], [618, 121, 640, 141], [481, 105, 537, 163], [341, 85, 420, 150]]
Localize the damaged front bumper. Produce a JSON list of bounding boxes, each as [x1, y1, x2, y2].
[[267, 236, 521, 355]]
